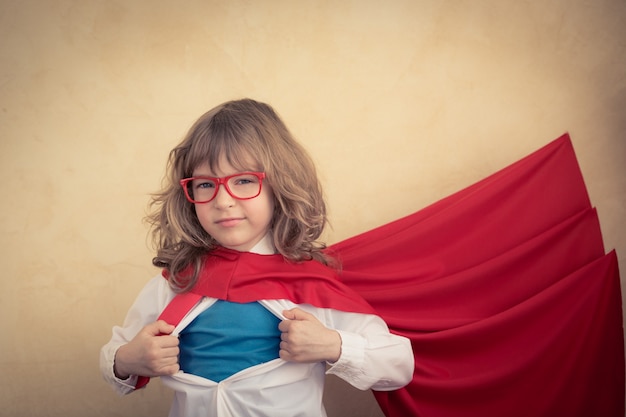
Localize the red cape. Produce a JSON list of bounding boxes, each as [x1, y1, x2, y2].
[[144, 133, 623, 417], [188, 247, 376, 315], [331, 133, 624, 417]]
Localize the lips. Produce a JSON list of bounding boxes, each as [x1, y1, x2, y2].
[[215, 217, 243, 227]]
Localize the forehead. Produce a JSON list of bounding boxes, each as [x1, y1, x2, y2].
[[192, 153, 260, 177]]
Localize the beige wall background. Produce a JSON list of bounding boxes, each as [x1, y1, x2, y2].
[[1, 1, 624, 416]]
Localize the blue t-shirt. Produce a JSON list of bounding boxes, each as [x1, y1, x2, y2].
[[178, 300, 281, 382]]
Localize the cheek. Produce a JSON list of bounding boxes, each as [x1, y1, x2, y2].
[[266, 199, 276, 226], [261, 187, 276, 222], [193, 205, 213, 231], [250, 194, 274, 226]]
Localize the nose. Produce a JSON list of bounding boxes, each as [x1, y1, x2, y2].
[[213, 183, 235, 208]]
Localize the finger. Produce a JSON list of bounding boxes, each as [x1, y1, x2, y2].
[[282, 309, 296, 320], [149, 348, 180, 375], [157, 361, 180, 376], [278, 319, 292, 333], [162, 365, 180, 376], [155, 320, 176, 335], [157, 335, 180, 349], [279, 342, 294, 362], [144, 320, 175, 336], [282, 308, 314, 321], [159, 345, 180, 359], [279, 348, 291, 362]]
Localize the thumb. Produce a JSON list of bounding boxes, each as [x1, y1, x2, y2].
[[147, 320, 175, 336], [282, 308, 313, 321]]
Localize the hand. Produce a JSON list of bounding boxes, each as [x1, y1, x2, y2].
[[114, 320, 180, 379], [278, 308, 342, 363]]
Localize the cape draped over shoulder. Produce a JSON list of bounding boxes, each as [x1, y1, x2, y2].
[[190, 247, 376, 315]]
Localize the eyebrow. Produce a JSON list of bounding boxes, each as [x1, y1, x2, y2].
[[191, 169, 259, 178]]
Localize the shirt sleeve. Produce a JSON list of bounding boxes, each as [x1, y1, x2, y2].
[[99, 274, 175, 395], [314, 306, 414, 391]]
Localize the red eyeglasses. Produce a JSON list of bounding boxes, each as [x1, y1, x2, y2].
[[180, 172, 266, 204]]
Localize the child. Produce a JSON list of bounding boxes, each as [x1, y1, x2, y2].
[[100, 98, 414, 417]]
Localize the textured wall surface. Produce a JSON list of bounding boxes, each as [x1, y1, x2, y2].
[[1, 1, 624, 416]]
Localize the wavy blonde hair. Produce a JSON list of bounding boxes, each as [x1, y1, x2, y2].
[[146, 99, 331, 292]]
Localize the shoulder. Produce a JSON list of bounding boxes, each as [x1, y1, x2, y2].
[[132, 272, 177, 309]]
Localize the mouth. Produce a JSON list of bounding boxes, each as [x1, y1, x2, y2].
[[215, 217, 244, 227]]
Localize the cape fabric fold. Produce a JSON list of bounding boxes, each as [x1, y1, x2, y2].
[[330, 133, 624, 417]]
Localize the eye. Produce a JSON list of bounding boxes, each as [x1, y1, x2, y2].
[[234, 177, 253, 185], [232, 174, 260, 185], [193, 179, 216, 189]]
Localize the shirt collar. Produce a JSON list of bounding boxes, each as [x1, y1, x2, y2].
[[249, 233, 276, 255]]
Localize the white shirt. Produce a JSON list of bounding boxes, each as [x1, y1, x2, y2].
[[100, 237, 413, 417]]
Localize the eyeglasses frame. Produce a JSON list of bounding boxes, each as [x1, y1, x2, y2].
[[180, 171, 266, 204]]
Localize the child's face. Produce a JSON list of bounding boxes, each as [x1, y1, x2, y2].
[[191, 156, 274, 252]]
